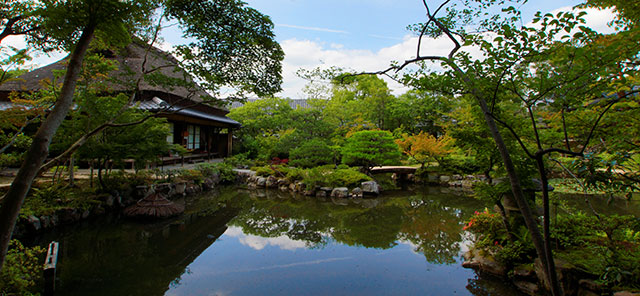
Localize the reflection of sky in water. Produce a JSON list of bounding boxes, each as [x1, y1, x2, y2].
[[224, 226, 308, 250], [165, 226, 477, 296]]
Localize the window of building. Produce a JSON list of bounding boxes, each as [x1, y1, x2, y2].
[[187, 125, 201, 150], [166, 123, 174, 144]]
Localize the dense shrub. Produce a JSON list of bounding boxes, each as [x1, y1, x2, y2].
[[341, 130, 401, 171], [289, 139, 334, 168], [439, 155, 482, 174], [0, 240, 45, 295], [196, 162, 238, 183], [250, 165, 371, 188]]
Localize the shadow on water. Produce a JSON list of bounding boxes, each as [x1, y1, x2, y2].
[[29, 186, 540, 295]]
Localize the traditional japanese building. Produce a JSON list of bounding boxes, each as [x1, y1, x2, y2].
[[0, 40, 240, 160]]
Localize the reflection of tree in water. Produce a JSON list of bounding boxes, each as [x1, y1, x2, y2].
[[331, 206, 404, 249], [230, 189, 483, 264], [397, 197, 467, 265], [466, 273, 526, 296]]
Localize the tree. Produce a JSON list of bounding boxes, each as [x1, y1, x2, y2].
[[289, 139, 334, 168], [0, 0, 284, 271], [361, 1, 639, 294], [395, 131, 453, 169], [341, 130, 401, 172]]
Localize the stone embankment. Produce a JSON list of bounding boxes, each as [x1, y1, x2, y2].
[[462, 249, 640, 296], [15, 174, 226, 237], [235, 170, 382, 198]]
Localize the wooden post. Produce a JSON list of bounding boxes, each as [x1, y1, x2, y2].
[[227, 130, 233, 157], [69, 155, 74, 187], [44, 241, 59, 296]]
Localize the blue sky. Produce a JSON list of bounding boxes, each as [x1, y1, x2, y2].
[[8, 0, 614, 100]]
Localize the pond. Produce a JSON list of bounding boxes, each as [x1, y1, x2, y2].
[[29, 186, 639, 296]]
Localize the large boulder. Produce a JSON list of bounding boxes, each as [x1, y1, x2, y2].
[[256, 177, 267, 187], [361, 181, 380, 196], [331, 187, 349, 198]]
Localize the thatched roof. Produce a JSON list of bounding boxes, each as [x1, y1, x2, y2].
[[0, 40, 227, 111], [124, 191, 185, 218]]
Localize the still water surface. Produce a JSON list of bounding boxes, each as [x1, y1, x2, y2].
[[32, 186, 569, 295]]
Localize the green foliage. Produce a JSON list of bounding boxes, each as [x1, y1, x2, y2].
[[177, 169, 204, 185], [250, 164, 371, 188], [289, 139, 335, 168], [299, 166, 371, 188], [101, 170, 154, 193], [551, 214, 640, 289], [196, 162, 238, 184], [165, 0, 284, 97], [0, 240, 45, 295], [341, 130, 401, 171], [464, 209, 535, 265]]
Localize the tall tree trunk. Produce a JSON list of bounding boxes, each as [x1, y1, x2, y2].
[[536, 153, 561, 295], [0, 24, 96, 272], [477, 96, 561, 296], [448, 62, 562, 295]]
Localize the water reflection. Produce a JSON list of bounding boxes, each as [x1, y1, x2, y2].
[[32, 186, 528, 296]]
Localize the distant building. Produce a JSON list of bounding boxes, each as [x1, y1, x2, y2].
[[0, 40, 240, 158], [229, 98, 311, 109]]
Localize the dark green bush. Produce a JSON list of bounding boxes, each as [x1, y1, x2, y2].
[[289, 139, 334, 168], [439, 156, 481, 174]]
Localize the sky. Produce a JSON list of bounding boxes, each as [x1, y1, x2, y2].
[[6, 0, 616, 100]]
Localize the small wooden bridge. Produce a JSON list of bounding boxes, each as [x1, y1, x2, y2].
[[370, 166, 418, 174]]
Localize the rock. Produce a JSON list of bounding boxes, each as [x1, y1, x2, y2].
[[304, 189, 316, 196], [256, 177, 267, 187], [247, 183, 257, 190], [266, 176, 278, 188], [320, 187, 333, 193], [316, 190, 327, 197], [439, 175, 451, 182], [448, 181, 463, 187], [174, 182, 187, 195], [279, 185, 289, 192], [331, 187, 349, 198], [277, 178, 290, 187], [462, 249, 506, 277], [57, 208, 81, 224], [26, 215, 41, 231], [185, 184, 201, 194], [351, 187, 363, 198], [289, 183, 297, 191], [513, 264, 537, 280], [428, 173, 440, 183], [462, 180, 475, 188], [39, 216, 51, 229], [453, 174, 463, 180], [81, 210, 90, 219], [514, 281, 539, 295], [202, 178, 216, 191], [361, 181, 380, 195]]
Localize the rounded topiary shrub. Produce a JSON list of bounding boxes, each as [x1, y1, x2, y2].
[[289, 139, 334, 168]]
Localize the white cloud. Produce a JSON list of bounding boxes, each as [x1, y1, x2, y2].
[[275, 7, 618, 100], [224, 226, 308, 251]]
